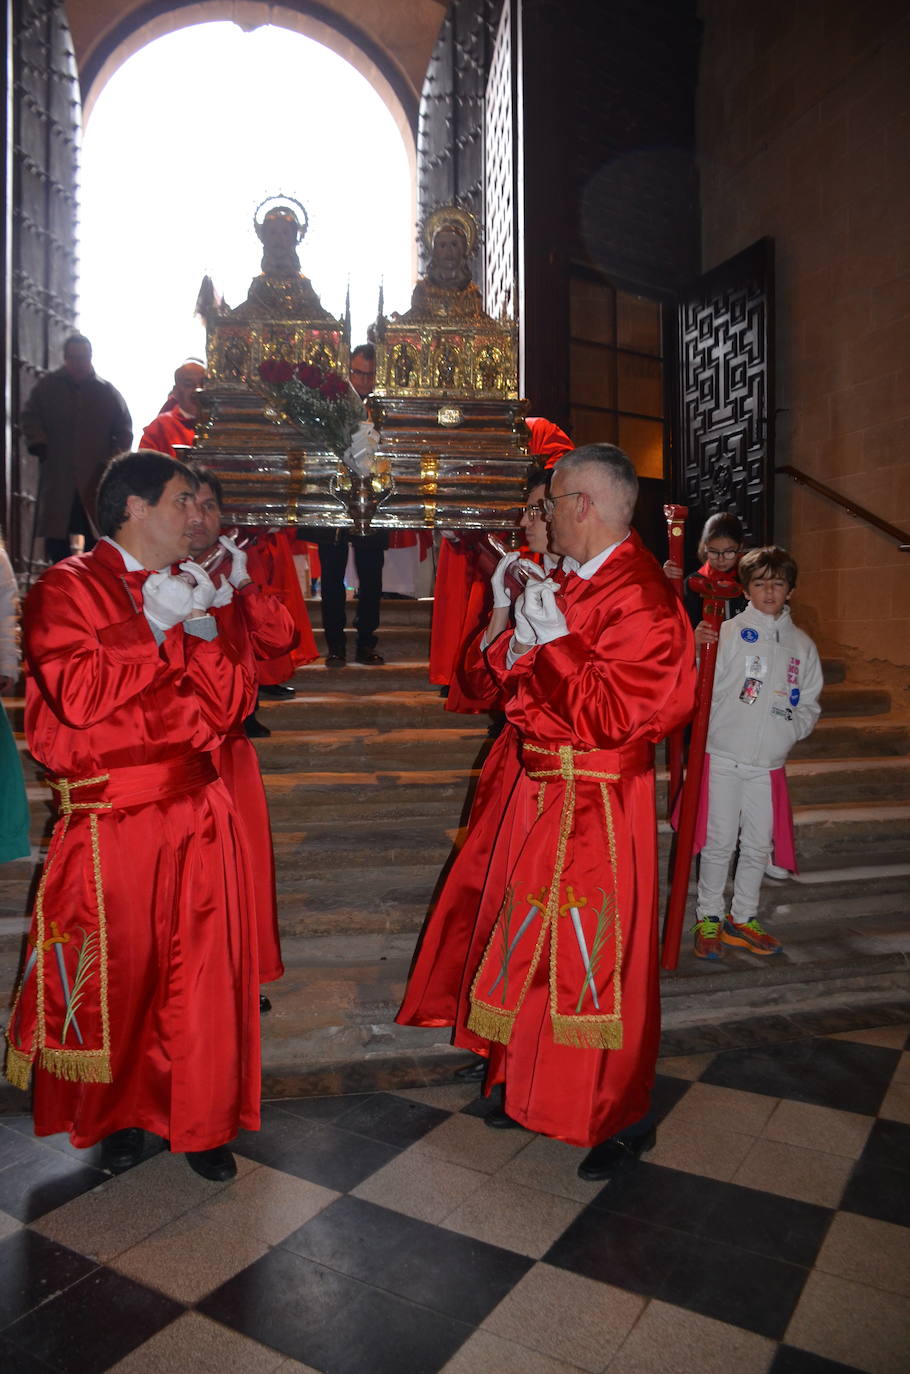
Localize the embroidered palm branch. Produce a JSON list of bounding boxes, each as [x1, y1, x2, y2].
[[575, 887, 616, 1013], [495, 886, 516, 1005], [61, 928, 99, 1045]]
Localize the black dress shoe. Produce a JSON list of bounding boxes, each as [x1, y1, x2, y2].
[[453, 1058, 487, 1082], [100, 1127, 145, 1173], [325, 651, 346, 668], [484, 1108, 523, 1130], [243, 714, 271, 738], [185, 1146, 237, 1182], [577, 1126, 657, 1180], [260, 682, 295, 698], [259, 992, 272, 1014], [355, 649, 385, 665]]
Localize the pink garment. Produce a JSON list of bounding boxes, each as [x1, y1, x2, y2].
[[676, 754, 798, 873]]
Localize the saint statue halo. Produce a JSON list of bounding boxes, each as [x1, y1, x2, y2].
[[421, 205, 478, 258], [253, 194, 310, 243]]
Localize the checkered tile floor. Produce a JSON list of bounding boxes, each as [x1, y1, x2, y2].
[[1, 1023, 909, 1374]]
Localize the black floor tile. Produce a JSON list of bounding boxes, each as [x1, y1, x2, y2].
[[199, 1246, 471, 1374], [857, 1117, 910, 1175], [271, 1094, 369, 1124], [330, 1093, 451, 1148], [3, 1267, 183, 1373], [546, 1208, 808, 1340], [650, 1073, 692, 1121], [0, 1119, 166, 1173], [0, 1231, 97, 1332], [588, 1162, 832, 1268], [236, 1113, 399, 1191], [700, 1037, 899, 1115], [769, 1345, 868, 1373], [282, 1194, 533, 1325], [0, 1146, 107, 1224], [840, 1158, 910, 1229], [0, 1336, 57, 1372], [0, 1123, 43, 1170]]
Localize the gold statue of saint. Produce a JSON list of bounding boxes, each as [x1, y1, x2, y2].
[[230, 197, 332, 321], [396, 206, 485, 323]]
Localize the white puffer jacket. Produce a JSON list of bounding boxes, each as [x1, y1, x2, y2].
[[707, 603, 823, 770]]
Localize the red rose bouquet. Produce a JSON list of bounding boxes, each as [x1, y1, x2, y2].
[[258, 358, 367, 461]]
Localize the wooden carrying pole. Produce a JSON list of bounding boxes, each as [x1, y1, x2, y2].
[[663, 504, 688, 816], [660, 571, 741, 971]]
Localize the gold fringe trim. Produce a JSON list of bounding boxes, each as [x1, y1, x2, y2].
[[38, 1046, 112, 1084], [467, 1004, 516, 1046], [551, 1015, 623, 1050], [5, 1044, 32, 1091]]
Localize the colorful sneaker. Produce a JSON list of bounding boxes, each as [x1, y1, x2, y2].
[[692, 915, 723, 960], [722, 917, 782, 956]]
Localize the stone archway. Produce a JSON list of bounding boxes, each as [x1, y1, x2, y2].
[[73, 0, 445, 189]]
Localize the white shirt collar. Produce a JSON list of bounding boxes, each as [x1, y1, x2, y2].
[[101, 535, 145, 572], [561, 533, 629, 581]]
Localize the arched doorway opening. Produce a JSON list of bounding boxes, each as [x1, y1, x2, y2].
[[80, 17, 417, 432]]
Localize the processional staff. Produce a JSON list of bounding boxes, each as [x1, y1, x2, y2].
[[660, 568, 741, 971], [662, 504, 688, 817]]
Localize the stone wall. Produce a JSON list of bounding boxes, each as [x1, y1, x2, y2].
[[697, 0, 910, 668]]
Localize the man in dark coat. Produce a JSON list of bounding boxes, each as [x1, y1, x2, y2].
[[21, 334, 133, 563]]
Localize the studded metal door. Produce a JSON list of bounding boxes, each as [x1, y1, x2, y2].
[[416, 0, 499, 284], [675, 238, 775, 556], [2, 0, 80, 567]]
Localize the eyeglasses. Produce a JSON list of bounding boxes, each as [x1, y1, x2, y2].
[[542, 491, 585, 517], [521, 501, 547, 521], [704, 546, 739, 560]]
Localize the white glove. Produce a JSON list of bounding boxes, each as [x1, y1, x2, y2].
[[142, 571, 195, 632], [512, 591, 537, 648], [179, 561, 234, 613], [490, 550, 520, 608], [218, 534, 249, 588], [518, 579, 568, 645], [344, 421, 379, 476]]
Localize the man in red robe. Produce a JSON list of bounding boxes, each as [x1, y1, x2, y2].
[[139, 358, 205, 456], [398, 444, 695, 1178], [187, 467, 297, 994], [4, 451, 260, 1182], [140, 360, 318, 709]]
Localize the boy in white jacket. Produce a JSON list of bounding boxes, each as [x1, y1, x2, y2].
[[693, 546, 823, 959]]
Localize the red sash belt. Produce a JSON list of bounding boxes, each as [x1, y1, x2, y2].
[[46, 752, 218, 815], [519, 738, 653, 783]]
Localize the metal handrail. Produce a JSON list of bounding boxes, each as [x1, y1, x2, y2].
[[776, 465, 910, 549]]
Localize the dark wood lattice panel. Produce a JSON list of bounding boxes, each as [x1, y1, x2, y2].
[[416, 0, 499, 286], [676, 238, 774, 556], [483, 0, 515, 318], [5, 0, 80, 564]]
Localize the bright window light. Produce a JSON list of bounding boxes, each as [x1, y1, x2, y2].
[[80, 21, 414, 437]]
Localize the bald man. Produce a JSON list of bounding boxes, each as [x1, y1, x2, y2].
[[400, 444, 696, 1180], [140, 360, 206, 457]]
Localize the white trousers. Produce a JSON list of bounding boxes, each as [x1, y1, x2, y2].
[[696, 754, 773, 922]]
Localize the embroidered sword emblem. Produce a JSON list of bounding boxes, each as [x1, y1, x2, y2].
[[561, 886, 600, 1010], [487, 887, 548, 998]]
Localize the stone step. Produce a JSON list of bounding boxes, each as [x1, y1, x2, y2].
[[817, 684, 892, 717]]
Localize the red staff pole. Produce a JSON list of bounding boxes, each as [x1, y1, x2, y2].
[[660, 571, 741, 971], [663, 504, 688, 816]]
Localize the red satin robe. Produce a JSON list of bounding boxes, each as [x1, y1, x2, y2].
[[243, 531, 318, 683], [139, 409, 195, 456], [9, 540, 261, 1151], [212, 572, 298, 982], [398, 533, 696, 1147]]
